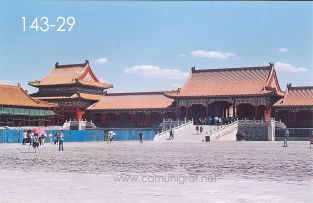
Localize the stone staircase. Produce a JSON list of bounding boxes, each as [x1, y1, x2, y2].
[[209, 121, 238, 141], [154, 120, 238, 142], [63, 120, 97, 130]]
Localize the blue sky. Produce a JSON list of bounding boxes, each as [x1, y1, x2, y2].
[[0, 1, 312, 93]]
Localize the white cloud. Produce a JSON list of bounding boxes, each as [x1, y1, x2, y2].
[[275, 62, 309, 73], [124, 65, 189, 79], [179, 54, 186, 57], [191, 50, 236, 59], [95, 58, 108, 64], [278, 48, 288, 52], [0, 79, 12, 84]]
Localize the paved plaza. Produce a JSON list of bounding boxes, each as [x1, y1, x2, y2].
[[0, 141, 312, 202]]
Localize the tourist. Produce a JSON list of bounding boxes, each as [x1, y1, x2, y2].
[[107, 132, 111, 144], [22, 130, 27, 145], [26, 132, 32, 146], [218, 118, 222, 125], [171, 129, 174, 140], [310, 137, 313, 148], [29, 132, 34, 146], [169, 129, 173, 140], [54, 132, 60, 145], [59, 133, 64, 151], [107, 131, 115, 144], [200, 126, 203, 134], [54, 132, 58, 145], [196, 125, 199, 134], [39, 135, 42, 146], [32, 134, 40, 153], [283, 136, 288, 147], [48, 132, 53, 144], [139, 132, 143, 143], [40, 133, 45, 145]]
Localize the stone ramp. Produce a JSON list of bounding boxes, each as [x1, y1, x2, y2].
[[154, 121, 238, 142], [210, 121, 238, 141]]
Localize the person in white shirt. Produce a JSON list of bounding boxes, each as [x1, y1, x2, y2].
[[22, 131, 27, 145], [48, 132, 53, 144]]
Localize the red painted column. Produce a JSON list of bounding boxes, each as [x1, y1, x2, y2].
[[147, 113, 150, 127], [293, 111, 297, 126], [186, 106, 189, 120], [206, 104, 209, 117], [265, 105, 271, 122], [175, 106, 179, 121], [129, 114, 133, 127], [75, 108, 83, 121]]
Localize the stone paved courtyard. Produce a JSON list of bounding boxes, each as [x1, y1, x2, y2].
[[0, 141, 312, 202]]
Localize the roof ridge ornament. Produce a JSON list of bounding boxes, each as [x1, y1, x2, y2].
[[287, 83, 292, 89], [191, 66, 196, 72], [55, 62, 59, 68], [269, 62, 274, 69]]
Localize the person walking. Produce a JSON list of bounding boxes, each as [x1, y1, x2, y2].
[[169, 129, 173, 140], [32, 134, 40, 153], [200, 126, 203, 134], [310, 136, 313, 148], [58, 132, 64, 151], [54, 133, 57, 145], [196, 125, 199, 134]]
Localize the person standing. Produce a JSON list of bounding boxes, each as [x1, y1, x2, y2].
[[200, 126, 203, 134], [283, 136, 288, 147], [55, 133, 60, 145], [29, 132, 34, 146], [139, 132, 143, 143], [59, 132, 64, 151], [41, 134, 45, 145], [22, 130, 27, 145], [196, 125, 199, 134], [48, 132, 53, 144], [54, 132, 57, 145], [38, 135, 42, 146], [26, 132, 32, 146], [107, 132, 111, 144]]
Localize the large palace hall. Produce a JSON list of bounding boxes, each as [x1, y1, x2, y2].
[[0, 61, 312, 128]]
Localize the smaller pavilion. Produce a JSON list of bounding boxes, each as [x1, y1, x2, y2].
[[87, 92, 175, 128], [274, 84, 313, 128]]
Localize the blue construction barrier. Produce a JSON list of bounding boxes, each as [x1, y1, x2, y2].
[[104, 129, 156, 141], [0, 130, 23, 143], [0, 129, 156, 143]]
